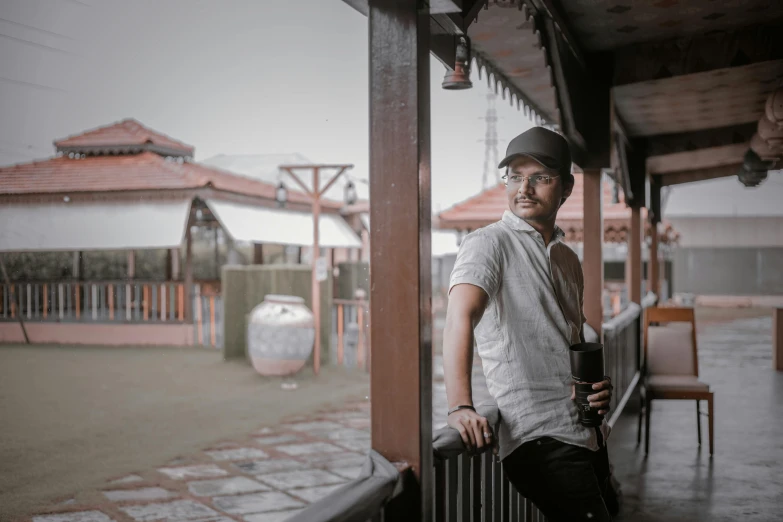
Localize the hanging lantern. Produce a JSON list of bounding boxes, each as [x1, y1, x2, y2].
[[275, 182, 288, 208], [442, 36, 473, 90], [343, 179, 357, 206], [737, 149, 771, 188]]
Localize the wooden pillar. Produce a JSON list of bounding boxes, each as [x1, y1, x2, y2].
[[72, 251, 82, 280], [648, 221, 659, 298], [165, 249, 173, 281], [626, 206, 642, 304], [184, 224, 194, 322], [171, 248, 181, 280], [773, 308, 783, 372], [253, 243, 264, 264], [369, 0, 432, 516], [583, 168, 604, 335], [127, 251, 135, 279], [312, 169, 322, 376], [213, 226, 220, 278]]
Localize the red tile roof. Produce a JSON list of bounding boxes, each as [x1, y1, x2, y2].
[[0, 152, 336, 208], [437, 174, 678, 243], [54, 119, 195, 156]]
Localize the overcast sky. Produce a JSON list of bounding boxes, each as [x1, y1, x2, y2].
[[0, 0, 533, 212]]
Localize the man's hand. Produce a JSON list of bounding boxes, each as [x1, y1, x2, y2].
[[570, 376, 613, 416], [447, 408, 495, 454]]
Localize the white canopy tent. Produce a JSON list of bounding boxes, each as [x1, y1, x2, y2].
[[0, 200, 191, 252], [207, 200, 362, 249]]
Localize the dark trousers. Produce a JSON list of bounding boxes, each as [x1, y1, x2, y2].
[[502, 433, 613, 522]]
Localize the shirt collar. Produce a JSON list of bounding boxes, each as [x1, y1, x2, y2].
[[502, 210, 565, 242]]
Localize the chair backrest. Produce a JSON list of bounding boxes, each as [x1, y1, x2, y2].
[[643, 307, 699, 377]]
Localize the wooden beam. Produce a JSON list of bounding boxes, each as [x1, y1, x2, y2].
[[647, 143, 748, 175], [582, 168, 604, 335], [659, 163, 741, 187], [645, 123, 756, 156], [613, 25, 783, 86], [369, 0, 432, 517]]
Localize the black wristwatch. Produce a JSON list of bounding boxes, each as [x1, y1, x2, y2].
[[448, 404, 476, 416]]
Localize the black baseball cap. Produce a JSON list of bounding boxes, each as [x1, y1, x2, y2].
[[498, 127, 572, 177]]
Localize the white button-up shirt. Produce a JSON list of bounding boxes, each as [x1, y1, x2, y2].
[[449, 210, 607, 460]]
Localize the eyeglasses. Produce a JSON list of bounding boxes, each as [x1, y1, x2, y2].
[[502, 173, 560, 187]]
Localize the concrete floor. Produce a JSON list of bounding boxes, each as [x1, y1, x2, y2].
[[609, 315, 783, 522]]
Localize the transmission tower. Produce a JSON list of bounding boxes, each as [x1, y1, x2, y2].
[[480, 92, 501, 190]]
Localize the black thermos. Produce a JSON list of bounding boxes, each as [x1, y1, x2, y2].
[[569, 342, 605, 427]]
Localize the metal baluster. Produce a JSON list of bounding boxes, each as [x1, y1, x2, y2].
[[134, 284, 141, 320], [156, 283, 166, 322], [58, 283, 64, 320], [481, 453, 492, 522], [492, 456, 502, 522], [91, 284, 98, 320], [27, 284, 32, 319], [459, 453, 471, 521], [446, 457, 459, 522], [151, 284, 158, 321], [471, 455, 482, 522], [434, 459, 446, 522]]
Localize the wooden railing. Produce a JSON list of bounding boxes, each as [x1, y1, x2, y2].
[[193, 284, 222, 349], [604, 291, 658, 426], [0, 281, 223, 349], [0, 280, 187, 323], [332, 297, 370, 371], [433, 404, 546, 522]]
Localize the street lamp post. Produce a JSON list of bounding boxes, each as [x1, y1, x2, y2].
[[278, 164, 354, 376]]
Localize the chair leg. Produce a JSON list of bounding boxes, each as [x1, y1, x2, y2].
[[644, 397, 651, 456], [696, 400, 702, 446], [708, 393, 714, 456], [637, 392, 644, 446]]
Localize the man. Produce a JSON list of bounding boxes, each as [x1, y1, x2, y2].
[[443, 127, 615, 521]]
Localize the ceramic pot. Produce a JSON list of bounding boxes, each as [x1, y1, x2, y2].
[[247, 294, 314, 376]]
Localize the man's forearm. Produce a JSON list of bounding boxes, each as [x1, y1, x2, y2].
[[442, 315, 476, 409]]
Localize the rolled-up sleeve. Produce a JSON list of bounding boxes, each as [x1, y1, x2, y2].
[[448, 231, 501, 299]]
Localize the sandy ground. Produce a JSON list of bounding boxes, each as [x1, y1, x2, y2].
[[0, 344, 369, 521]]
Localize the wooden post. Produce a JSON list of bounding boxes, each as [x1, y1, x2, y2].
[[626, 206, 642, 304], [165, 249, 173, 281], [171, 248, 181, 280], [774, 308, 783, 372], [253, 243, 264, 264], [337, 304, 344, 366], [648, 221, 660, 297], [582, 169, 604, 336], [127, 251, 135, 279], [184, 221, 194, 322], [312, 168, 322, 375], [369, 0, 432, 516]]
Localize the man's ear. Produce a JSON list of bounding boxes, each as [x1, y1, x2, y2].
[[560, 179, 574, 206]]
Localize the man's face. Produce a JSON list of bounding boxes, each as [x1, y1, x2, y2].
[[504, 155, 572, 222]]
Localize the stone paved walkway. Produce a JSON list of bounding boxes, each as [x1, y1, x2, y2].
[[25, 403, 371, 522]]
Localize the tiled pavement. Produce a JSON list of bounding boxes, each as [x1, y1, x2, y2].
[[28, 404, 371, 522]]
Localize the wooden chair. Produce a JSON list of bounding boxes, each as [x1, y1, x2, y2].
[[637, 307, 714, 456]]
